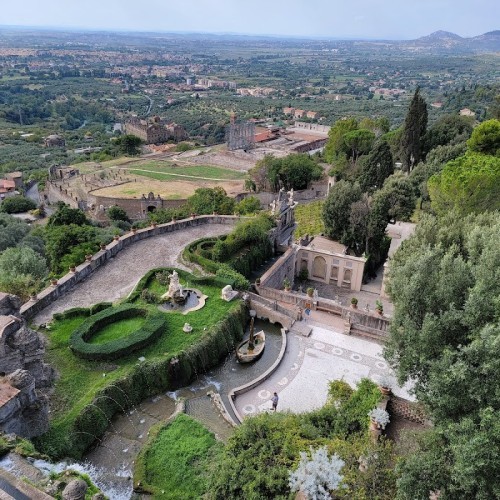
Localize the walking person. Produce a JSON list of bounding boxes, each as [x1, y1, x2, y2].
[[271, 392, 279, 412]]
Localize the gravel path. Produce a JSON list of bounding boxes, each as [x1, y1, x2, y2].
[[33, 224, 232, 325]]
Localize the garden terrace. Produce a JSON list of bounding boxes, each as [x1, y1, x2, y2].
[[35, 268, 245, 459]]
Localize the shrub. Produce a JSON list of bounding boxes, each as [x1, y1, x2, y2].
[[0, 196, 37, 214], [69, 304, 166, 360], [215, 264, 250, 290], [140, 289, 160, 304]]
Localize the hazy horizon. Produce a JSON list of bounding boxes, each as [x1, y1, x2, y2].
[[1, 0, 498, 40]]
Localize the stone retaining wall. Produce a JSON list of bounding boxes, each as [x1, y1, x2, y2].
[[259, 247, 296, 289], [20, 215, 239, 320]]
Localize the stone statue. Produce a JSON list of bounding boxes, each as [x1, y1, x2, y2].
[[313, 288, 319, 301], [287, 188, 294, 206], [270, 199, 277, 216]]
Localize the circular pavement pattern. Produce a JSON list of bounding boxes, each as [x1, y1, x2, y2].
[[332, 347, 343, 356], [350, 353, 363, 362], [242, 404, 256, 415], [376, 361, 388, 369], [258, 389, 271, 400], [278, 377, 288, 386], [313, 342, 326, 350]]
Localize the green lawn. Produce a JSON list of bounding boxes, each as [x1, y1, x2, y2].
[[295, 200, 325, 238], [135, 414, 221, 498], [87, 316, 146, 345], [128, 163, 246, 180], [40, 269, 239, 456]]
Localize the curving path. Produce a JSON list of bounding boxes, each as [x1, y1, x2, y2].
[[33, 224, 232, 325]]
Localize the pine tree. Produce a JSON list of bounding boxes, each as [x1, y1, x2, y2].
[[400, 87, 428, 171]]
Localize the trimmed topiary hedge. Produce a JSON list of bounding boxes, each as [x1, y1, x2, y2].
[[69, 304, 166, 361]]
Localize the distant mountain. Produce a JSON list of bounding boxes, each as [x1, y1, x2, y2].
[[418, 30, 464, 41], [407, 30, 500, 52]]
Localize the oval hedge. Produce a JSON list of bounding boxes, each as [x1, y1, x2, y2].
[[69, 304, 166, 361]]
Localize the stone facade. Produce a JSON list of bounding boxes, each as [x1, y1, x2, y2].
[[0, 293, 53, 437], [124, 116, 187, 144], [296, 236, 366, 292]]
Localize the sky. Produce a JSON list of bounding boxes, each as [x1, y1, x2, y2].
[[1, 0, 499, 39]]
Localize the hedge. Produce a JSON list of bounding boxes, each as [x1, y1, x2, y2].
[[36, 303, 246, 459], [69, 304, 166, 361], [52, 303, 112, 321]]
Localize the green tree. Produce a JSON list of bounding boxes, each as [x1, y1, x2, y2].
[[343, 129, 375, 166], [0, 246, 47, 281], [116, 134, 143, 155], [107, 205, 130, 222], [427, 153, 500, 215], [187, 187, 235, 215], [399, 87, 428, 171], [235, 196, 261, 215], [324, 117, 359, 164], [322, 180, 361, 242], [466, 118, 500, 156], [0, 196, 36, 214], [0, 213, 30, 251], [358, 140, 394, 192], [48, 204, 89, 226], [372, 173, 417, 222]]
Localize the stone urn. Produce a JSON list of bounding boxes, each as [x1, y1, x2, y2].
[[100, 244, 106, 251], [113, 235, 120, 241], [69, 265, 76, 273], [132, 227, 137, 234], [85, 254, 93, 262], [29, 292, 38, 301], [51, 279, 58, 286], [191, 213, 197, 218], [172, 217, 176, 223], [151, 222, 157, 228]]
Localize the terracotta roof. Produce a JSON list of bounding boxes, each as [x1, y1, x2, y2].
[[307, 236, 348, 255], [0, 180, 16, 189]]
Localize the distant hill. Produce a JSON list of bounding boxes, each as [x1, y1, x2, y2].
[[418, 30, 464, 42], [408, 30, 500, 52]]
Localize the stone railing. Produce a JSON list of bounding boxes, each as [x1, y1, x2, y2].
[[246, 292, 300, 329], [20, 215, 239, 320], [256, 286, 390, 340]]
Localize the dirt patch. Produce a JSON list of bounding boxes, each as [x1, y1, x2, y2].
[[91, 178, 245, 199]]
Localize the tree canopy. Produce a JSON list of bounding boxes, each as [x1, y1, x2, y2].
[[427, 152, 500, 215], [0, 196, 36, 214], [385, 210, 500, 499], [466, 118, 500, 156]]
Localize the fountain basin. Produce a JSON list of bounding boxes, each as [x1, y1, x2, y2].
[[158, 288, 207, 315], [236, 330, 266, 363]]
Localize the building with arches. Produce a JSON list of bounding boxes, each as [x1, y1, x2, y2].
[[295, 236, 366, 291]]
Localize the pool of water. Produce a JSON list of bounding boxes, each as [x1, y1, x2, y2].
[[157, 289, 200, 313]]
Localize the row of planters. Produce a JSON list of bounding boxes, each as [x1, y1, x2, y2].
[[34, 268, 247, 459]]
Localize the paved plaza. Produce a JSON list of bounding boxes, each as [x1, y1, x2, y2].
[[235, 312, 413, 417], [33, 223, 233, 325]]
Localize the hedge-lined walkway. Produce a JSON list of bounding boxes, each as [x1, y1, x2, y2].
[[33, 224, 233, 325]]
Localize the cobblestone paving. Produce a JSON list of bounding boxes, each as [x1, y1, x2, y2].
[[235, 319, 414, 418], [33, 224, 233, 325]]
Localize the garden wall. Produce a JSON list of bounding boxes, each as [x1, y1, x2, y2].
[[20, 215, 239, 320], [259, 247, 296, 289]]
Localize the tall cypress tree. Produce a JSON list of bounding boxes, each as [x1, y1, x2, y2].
[[358, 140, 394, 192], [400, 87, 428, 171]]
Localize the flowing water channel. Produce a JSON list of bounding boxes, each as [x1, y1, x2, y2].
[[0, 319, 282, 499]]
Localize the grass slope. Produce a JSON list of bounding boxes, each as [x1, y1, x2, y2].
[[294, 200, 325, 238], [135, 414, 221, 498]]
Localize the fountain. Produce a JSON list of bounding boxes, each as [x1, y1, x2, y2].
[[158, 270, 207, 314], [236, 310, 266, 363]]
